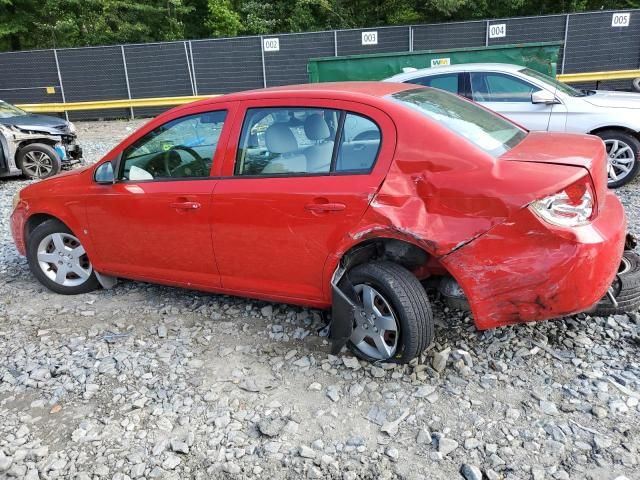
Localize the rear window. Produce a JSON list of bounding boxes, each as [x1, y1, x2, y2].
[[390, 88, 527, 157]]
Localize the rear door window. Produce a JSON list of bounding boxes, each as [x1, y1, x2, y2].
[[234, 107, 381, 176], [406, 73, 460, 95]]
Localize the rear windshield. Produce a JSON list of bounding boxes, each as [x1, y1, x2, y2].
[[389, 88, 527, 157]]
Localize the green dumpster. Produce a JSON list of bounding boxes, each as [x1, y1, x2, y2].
[[308, 42, 562, 83]]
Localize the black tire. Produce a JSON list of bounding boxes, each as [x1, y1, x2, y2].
[[346, 262, 433, 364], [27, 219, 99, 295], [633, 77, 640, 93], [593, 251, 640, 316], [595, 130, 640, 188], [17, 143, 62, 180]]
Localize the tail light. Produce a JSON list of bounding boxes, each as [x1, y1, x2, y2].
[[530, 175, 596, 227]]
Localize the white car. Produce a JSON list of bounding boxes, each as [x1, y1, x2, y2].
[[386, 63, 640, 187]]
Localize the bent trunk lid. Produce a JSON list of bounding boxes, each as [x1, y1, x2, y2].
[[501, 131, 608, 208]]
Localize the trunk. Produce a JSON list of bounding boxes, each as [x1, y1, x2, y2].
[[501, 131, 608, 210]]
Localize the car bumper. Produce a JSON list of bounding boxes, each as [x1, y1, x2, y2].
[[441, 191, 626, 329], [10, 204, 27, 256]]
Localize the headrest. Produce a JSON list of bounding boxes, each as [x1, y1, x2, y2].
[[304, 114, 331, 141], [265, 124, 298, 154]]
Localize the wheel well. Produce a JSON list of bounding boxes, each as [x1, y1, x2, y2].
[[24, 214, 67, 245], [340, 238, 430, 272], [589, 126, 640, 141]]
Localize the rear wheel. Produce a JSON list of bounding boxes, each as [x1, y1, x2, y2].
[[346, 262, 433, 364], [27, 220, 99, 295], [17, 143, 62, 180], [593, 251, 640, 316], [596, 130, 640, 188]]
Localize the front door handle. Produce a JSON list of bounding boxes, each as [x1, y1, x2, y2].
[[170, 201, 201, 210], [305, 202, 346, 213]]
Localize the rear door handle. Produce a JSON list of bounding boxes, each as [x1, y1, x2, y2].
[[170, 201, 201, 210], [305, 202, 346, 212]]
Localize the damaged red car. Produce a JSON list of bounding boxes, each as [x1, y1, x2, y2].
[[10, 83, 630, 363]]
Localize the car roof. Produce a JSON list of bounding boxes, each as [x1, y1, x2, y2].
[[386, 63, 526, 81], [183, 82, 417, 109]]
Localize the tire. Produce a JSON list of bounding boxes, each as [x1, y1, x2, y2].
[[593, 251, 640, 316], [27, 219, 99, 295], [345, 262, 433, 364], [633, 77, 640, 93], [17, 143, 62, 180], [595, 130, 640, 188]]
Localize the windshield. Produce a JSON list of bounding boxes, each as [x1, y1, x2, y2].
[[520, 68, 586, 97], [0, 100, 27, 118], [390, 88, 527, 157]]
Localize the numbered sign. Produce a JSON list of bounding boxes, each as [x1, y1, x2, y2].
[[489, 23, 506, 39], [263, 38, 280, 52], [612, 13, 630, 27], [361, 31, 378, 46]]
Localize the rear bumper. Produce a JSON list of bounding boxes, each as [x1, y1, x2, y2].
[[441, 191, 626, 329]]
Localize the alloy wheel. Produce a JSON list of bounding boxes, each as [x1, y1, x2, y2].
[[605, 139, 636, 185], [350, 284, 399, 360], [22, 151, 54, 178], [37, 233, 92, 287]]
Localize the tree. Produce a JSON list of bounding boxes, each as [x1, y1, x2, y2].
[[206, 0, 242, 37]]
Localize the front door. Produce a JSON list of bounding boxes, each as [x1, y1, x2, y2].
[[85, 108, 232, 288], [469, 71, 567, 132], [210, 101, 395, 302]]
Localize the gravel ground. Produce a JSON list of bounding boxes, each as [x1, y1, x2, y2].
[[0, 120, 639, 480]]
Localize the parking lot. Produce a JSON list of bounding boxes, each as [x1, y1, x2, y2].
[[0, 120, 636, 479]]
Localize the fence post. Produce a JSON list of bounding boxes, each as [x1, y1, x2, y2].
[[334, 31, 338, 56], [188, 41, 198, 95], [260, 36, 267, 88], [120, 46, 134, 120], [409, 26, 413, 52], [52, 49, 69, 121], [184, 41, 196, 96], [485, 20, 489, 47], [561, 14, 570, 74]]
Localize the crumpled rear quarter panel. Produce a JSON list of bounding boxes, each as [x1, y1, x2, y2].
[[441, 193, 626, 329]]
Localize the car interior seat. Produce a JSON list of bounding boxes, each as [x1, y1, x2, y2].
[[261, 123, 307, 174], [303, 114, 334, 173]]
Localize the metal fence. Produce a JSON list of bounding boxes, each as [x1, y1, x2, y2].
[[0, 9, 638, 120]]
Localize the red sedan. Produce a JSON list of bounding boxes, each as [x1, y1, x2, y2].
[[10, 82, 626, 363]]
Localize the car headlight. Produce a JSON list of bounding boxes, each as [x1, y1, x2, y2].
[[12, 192, 21, 210], [529, 176, 595, 227]]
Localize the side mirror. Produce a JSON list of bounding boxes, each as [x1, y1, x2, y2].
[[94, 161, 115, 184], [531, 90, 560, 105]]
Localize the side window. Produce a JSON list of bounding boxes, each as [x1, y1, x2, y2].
[[335, 113, 381, 173], [235, 107, 339, 175], [120, 111, 226, 181], [470, 72, 540, 102], [407, 73, 459, 94]]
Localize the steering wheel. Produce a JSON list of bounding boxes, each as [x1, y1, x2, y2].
[[162, 145, 207, 176]]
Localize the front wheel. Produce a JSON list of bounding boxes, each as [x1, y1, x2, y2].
[[345, 262, 433, 364], [27, 219, 99, 295], [596, 130, 640, 188], [17, 143, 62, 180]]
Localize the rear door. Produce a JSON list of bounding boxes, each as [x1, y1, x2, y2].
[[469, 71, 566, 131], [210, 98, 396, 302]]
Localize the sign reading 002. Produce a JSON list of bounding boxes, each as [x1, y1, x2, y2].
[[263, 38, 280, 52]]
